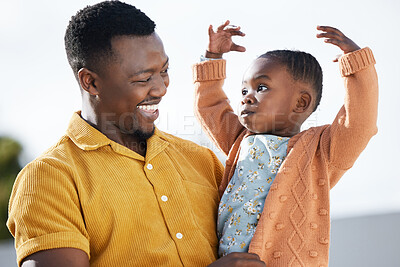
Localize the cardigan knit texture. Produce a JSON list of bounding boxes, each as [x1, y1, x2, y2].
[[192, 47, 378, 266]]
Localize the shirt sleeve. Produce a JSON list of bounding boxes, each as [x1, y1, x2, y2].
[[322, 47, 378, 188], [193, 59, 246, 155], [7, 159, 90, 265]]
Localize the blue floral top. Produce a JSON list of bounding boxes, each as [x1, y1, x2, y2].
[[217, 134, 290, 256]]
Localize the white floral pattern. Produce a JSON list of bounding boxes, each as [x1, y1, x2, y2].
[[217, 134, 290, 256]]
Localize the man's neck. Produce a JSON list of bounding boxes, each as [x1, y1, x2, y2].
[[81, 109, 147, 157], [114, 132, 147, 157]]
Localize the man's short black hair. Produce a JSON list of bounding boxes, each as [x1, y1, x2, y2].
[[65, 0, 156, 77], [258, 50, 323, 112]]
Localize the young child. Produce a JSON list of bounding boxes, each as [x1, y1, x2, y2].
[[193, 21, 378, 266]]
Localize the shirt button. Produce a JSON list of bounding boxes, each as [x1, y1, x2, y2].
[[176, 233, 183, 239], [146, 163, 153, 170], [161, 195, 168, 202]]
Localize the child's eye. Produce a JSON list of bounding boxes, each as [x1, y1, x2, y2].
[[242, 88, 248, 95], [257, 84, 269, 92]]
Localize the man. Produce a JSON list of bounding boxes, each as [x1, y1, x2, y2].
[[7, 1, 265, 266]]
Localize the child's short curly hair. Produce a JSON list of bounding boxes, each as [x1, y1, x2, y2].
[[64, 1, 156, 77], [259, 50, 323, 112]]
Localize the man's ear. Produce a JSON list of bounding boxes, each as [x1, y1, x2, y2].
[[294, 91, 312, 113], [78, 68, 99, 96]]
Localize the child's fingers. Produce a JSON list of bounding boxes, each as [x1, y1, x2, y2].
[[227, 29, 246, 37], [317, 25, 342, 34], [217, 20, 230, 31], [317, 26, 346, 40], [223, 24, 245, 36], [316, 32, 341, 39], [231, 43, 246, 52], [324, 38, 342, 47], [317, 25, 360, 54], [208, 25, 214, 36], [224, 24, 239, 30]]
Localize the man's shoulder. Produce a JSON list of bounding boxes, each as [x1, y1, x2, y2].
[[24, 134, 80, 173]]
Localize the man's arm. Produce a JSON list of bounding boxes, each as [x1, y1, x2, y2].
[[7, 160, 90, 266], [21, 248, 89, 267]]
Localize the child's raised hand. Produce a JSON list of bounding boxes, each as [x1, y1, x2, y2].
[[206, 20, 246, 58], [316, 26, 361, 62]]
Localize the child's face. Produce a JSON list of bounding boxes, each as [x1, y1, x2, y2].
[[239, 58, 303, 136]]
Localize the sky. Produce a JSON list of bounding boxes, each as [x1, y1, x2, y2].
[[0, 0, 399, 219]]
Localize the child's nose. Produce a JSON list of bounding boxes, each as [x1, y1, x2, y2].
[[241, 93, 256, 105]]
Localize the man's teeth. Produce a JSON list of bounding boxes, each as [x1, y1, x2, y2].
[[137, 104, 159, 111]]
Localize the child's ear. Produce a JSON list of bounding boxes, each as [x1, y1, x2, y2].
[[78, 68, 100, 96], [294, 91, 312, 113]]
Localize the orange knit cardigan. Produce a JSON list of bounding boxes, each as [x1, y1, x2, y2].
[[192, 47, 378, 266]]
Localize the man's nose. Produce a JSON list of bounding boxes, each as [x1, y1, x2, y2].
[[151, 74, 168, 97]]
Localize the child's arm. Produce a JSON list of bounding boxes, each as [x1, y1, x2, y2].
[[317, 26, 378, 188], [193, 21, 246, 155]]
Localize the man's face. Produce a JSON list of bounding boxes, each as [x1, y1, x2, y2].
[[238, 58, 301, 136], [95, 33, 169, 139]]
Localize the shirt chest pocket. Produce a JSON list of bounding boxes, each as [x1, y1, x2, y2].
[[183, 180, 219, 248]]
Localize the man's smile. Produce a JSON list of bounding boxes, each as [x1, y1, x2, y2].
[[137, 104, 159, 112], [137, 103, 160, 121]]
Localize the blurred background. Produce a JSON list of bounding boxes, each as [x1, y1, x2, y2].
[[1, 0, 399, 266]]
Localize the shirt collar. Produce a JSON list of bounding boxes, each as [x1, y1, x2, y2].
[[67, 111, 111, 151], [66, 111, 169, 160], [244, 129, 295, 154]]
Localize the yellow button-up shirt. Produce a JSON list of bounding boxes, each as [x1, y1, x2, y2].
[[7, 112, 224, 266]]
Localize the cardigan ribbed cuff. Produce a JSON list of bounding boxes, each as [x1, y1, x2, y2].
[[339, 47, 376, 77], [192, 59, 226, 82]]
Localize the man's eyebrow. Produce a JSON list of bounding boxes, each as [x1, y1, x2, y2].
[[162, 57, 169, 69], [129, 57, 169, 77], [242, 74, 271, 84]]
